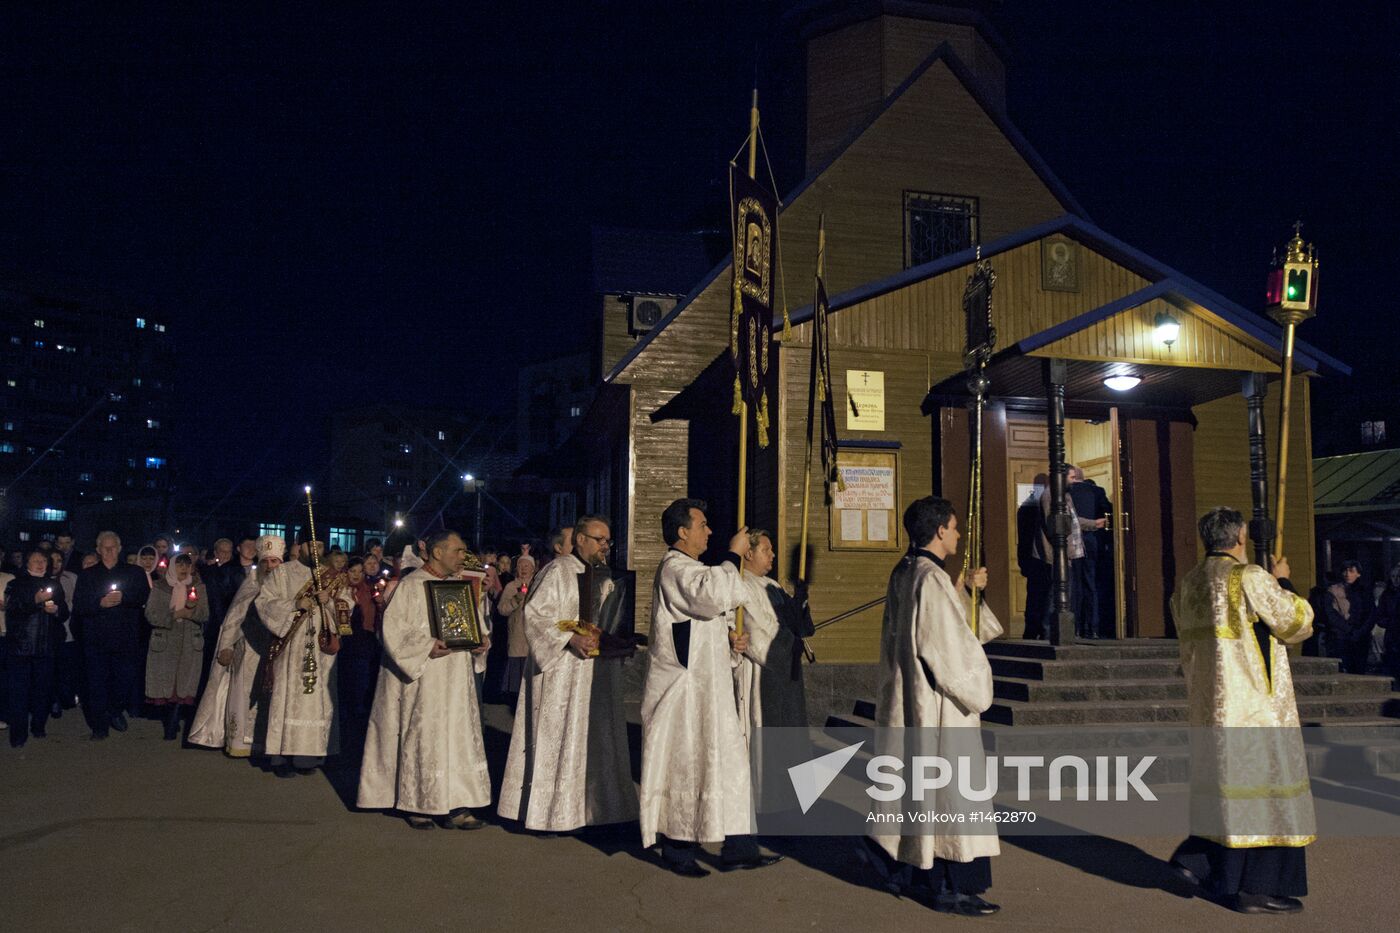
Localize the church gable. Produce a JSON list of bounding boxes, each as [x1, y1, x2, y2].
[[613, 43, 1083, 386]]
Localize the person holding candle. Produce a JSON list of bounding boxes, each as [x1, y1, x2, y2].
[[3, 549, 69, 747], [47, 550, 81, 716], [144, 554, 210, 741], [74, 531, 150, 740]]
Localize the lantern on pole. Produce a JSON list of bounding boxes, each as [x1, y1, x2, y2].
[[1264, 222, 1319, 564]]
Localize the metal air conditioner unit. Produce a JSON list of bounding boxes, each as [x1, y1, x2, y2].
[[628, 295, 677, 336]]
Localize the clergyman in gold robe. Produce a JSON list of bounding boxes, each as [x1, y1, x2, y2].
[[1168, 506, 1315, 915]]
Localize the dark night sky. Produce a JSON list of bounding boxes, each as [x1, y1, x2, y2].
[[2, 1, 1395, 499]]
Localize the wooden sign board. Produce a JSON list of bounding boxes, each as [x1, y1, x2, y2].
[[829, 447, 900, 551]]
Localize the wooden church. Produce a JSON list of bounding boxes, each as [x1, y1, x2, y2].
[[570, 1, 1348, 663]]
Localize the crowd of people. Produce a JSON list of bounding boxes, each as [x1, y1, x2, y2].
[[0, 492, 1379, 917]]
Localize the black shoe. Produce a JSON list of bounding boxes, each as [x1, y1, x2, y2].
[[8, 734, 24, 749], [1263, 896, 1303, 913], [719, 853, 784, 871], [110, 712, 129, 733], [271, 764, 295, 779], [1169, 861, 1201, 889], [90, 731, 109, 741], [405, 816, 437, 830], [666, 862, 710, 878], [437, 812, 487, 831], [933, 894, 1000, 916], [1225, 893, 1270, 914], [52, 703, 63, 718], [294, 767, 318, 775], [31, 724, 46, 739]]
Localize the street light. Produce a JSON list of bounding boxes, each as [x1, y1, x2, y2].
[[463, 473, 485, 552]]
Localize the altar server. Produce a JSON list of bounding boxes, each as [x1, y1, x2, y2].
[[1169, 507, 1315, 914], [358, 530, 493, 830], [254, 533, 352, 776], [867, 496, 1003, 917], [640, 498, 781, 876], [189, 535, 283, 757], [498, 515, 638, 832]]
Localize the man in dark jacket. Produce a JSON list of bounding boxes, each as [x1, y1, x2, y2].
[[1068, 468, 1113, 638], [1016, 478, 1049, 639], [3, 549, 70, 746], [1326, 560, 1373, 674], [73, 531, 150, 740]]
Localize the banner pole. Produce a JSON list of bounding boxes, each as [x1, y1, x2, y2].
[[735, 89, 759, 637], [798, 217, 824, 585]]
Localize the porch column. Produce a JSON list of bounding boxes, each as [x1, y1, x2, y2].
[[1043, 358, 1075, 645], [1242, 373, 1273, 567]]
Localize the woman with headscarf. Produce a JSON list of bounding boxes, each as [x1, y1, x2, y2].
[[144, 554, 210, 740], [494, 553, 536, 706]]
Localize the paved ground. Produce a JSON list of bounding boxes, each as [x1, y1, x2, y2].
[[4, 707, 1397, 933]]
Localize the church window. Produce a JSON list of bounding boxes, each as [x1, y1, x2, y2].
[[904, 191, 979, 267]]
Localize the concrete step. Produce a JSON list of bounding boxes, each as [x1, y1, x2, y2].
[[985, 639, 1181, 661], [989, 654, 1345, 682], [985, 695, 1400, 727], [993, 673, 1395, 704]]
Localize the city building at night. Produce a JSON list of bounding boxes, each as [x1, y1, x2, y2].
[[0, 278, 176, 545]]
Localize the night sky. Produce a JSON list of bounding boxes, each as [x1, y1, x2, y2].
[[2, 1, 1394, 499]]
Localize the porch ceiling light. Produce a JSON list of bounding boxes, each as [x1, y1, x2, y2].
[[1153, 311, 1180, 347], [1104, 374, 1142, 392]]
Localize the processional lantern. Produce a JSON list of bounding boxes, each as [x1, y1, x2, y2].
[[1264, 222, 1319, 565]]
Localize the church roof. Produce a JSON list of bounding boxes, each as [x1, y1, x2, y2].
[[797, 213, 1350, 379], [1314, 448, 1400, 514], [605, 39, 1084, 383]]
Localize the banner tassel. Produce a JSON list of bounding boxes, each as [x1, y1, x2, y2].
[[732, 377, 743, 416], [757, 393, 770, 449]]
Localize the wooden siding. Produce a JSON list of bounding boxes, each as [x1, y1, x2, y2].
[[1032, 298, 1280, 372], [1191, 377, 1317, 587], [780, 345, 933, 663]]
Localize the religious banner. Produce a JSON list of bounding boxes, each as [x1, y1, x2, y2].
[[730, 163, 780, 446]]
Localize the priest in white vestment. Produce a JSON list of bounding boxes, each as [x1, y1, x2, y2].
[[1168, 506, 1315, 915], [733, 529, 809, 740], [640, 498, 782, 877], [255, 535, 353, 776], [358, 530, 493, 830], [190, 535, 283, 756], [498, 515, 639, 831], [867, 496, 1003, 917]]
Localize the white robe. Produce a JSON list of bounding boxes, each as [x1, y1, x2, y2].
[[734, 574, 809, 739], [870, 552, 1003, 868], [498, 554, 638, 830], [640, 549, 752, 848], [189, 571, 263, 756], [357, 570, 492, 815], [255, 561, 351, 758]]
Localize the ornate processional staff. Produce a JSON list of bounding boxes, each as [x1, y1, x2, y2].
[[961, 255, 997, 637], [1264, 223, 1319, 565]]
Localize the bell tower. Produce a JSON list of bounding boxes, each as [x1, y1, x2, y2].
[[787, 1, 1009, 174]]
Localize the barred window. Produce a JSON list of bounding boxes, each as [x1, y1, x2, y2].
[[904, 192, 979, 267]]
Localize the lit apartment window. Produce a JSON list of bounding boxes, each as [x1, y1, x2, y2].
[[147, 419, 160, 429], [33, 319, 44, 328], [145, 457, 166, 469], [400, 444, 412, 454], [108, 414, 118, 423], [0, 443, 15, 453], [132, 378, 142, 387], [154, 324, 166, 333], [9, 337, 19, 345], [570, 405, 582, 417], [5, 379, 14, 387], [24, 508, 67, 522], [258, 522, 287, 539], [79, 472, 93, 482], [102, 495, 114, 502], [1362, 421, 1387, 445], [136, 318, 147, 329], [438, 431, 446, 441], [2, 422, 12, 431]]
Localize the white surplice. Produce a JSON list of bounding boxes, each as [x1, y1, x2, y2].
[[189, 570, 264, 756], [640, 549, 752, 848], [497, 554, 638, 830], [870, 552, 1003, 869], [357, 570, 491, 815], [733, 574, 809, 739], [255, 561, 351, 758]]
